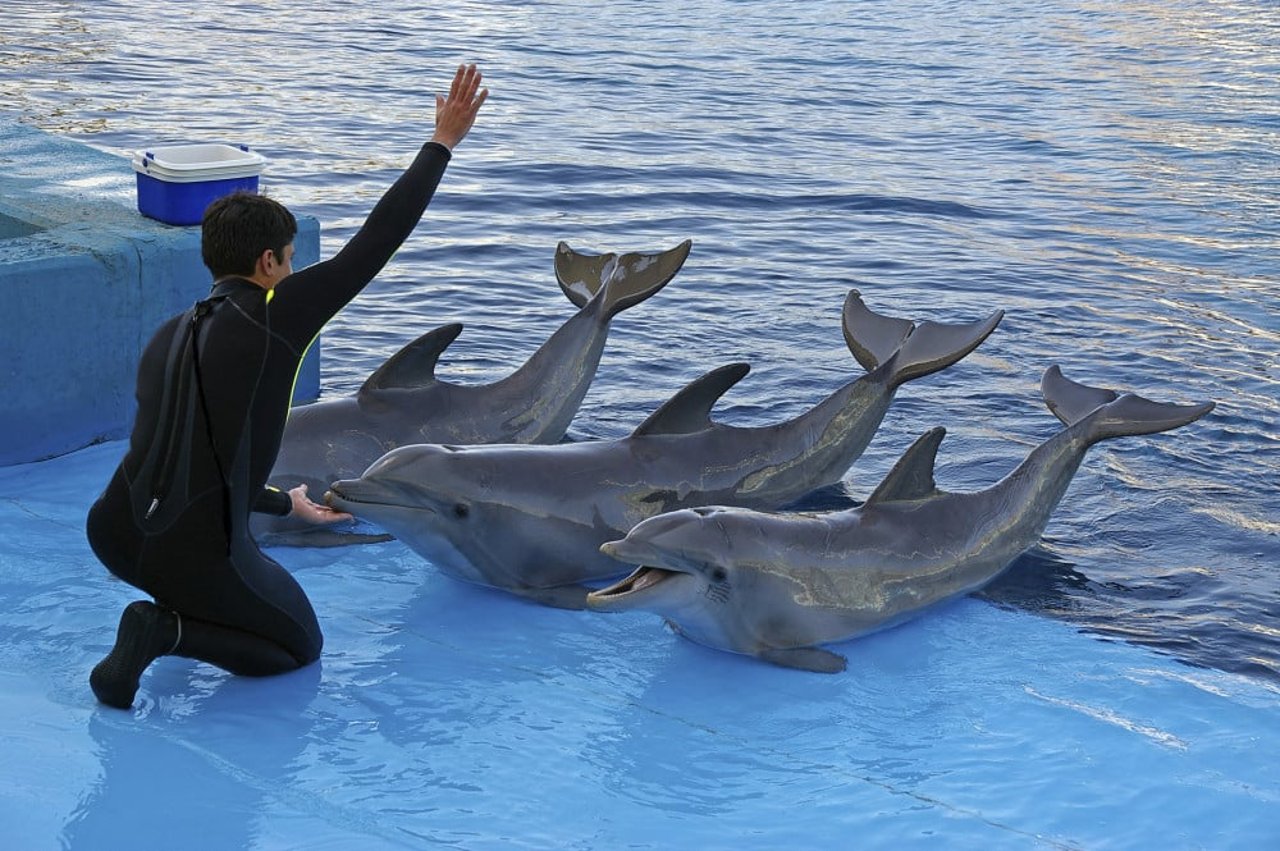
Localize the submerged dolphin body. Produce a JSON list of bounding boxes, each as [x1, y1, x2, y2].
[[327, 292, 1004, 607], [255, 240, 692, 546], [588, 367, 1215, 673]]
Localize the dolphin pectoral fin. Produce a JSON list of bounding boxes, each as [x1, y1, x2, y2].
[[758, 646, 848, 674], [516, 584, 592, 610], [554, 240, 692, 316]]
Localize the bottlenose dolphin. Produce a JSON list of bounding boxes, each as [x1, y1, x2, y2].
[[256, 240, 691, 545], [326, 292, 1004, 607], [588, 366, 1215, 673]]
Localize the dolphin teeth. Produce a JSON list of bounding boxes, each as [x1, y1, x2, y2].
[[324, 484, 384, 508]]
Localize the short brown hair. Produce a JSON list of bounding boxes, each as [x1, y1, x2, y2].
[[201, 191, 297, 278]]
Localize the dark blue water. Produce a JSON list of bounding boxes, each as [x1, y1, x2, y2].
[[2, 0, 1276, 689]]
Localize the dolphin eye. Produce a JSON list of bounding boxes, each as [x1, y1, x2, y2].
[[711, 567, 728, 583], [453, 503, 469, 519]]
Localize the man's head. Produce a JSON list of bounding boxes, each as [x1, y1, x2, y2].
[[201, 191, 298, 287]]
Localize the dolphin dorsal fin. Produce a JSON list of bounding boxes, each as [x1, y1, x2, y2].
[[631, 363, 751, 437], [863, 427, 946, 508], [359, 323, 463, 395]]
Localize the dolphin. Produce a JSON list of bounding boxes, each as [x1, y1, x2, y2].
[[326, 292, 1004, 607], [255, 240, 692, 545], [588, 366, 1215, 673]]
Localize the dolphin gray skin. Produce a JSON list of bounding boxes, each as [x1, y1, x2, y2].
[[255, 240, 692, 546], [588, 367, 1215, 673], [326, 293, 1004, 607]]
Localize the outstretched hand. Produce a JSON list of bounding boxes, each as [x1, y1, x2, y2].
[[289, 484, 354, 525], [432, 63, 489, 151]]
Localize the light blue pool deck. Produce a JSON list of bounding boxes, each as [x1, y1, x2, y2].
[[2, 123, 1278, 850]]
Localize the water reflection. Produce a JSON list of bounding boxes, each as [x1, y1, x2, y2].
[[62, 665, 322, 850]]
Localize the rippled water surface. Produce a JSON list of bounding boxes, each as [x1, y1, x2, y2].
[[1, 2, 1277, 842]]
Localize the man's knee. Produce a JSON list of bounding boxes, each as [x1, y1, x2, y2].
[[293, 628, 323, 668]]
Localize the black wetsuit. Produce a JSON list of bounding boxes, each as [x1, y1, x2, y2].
[[86, 142, 452, 675]]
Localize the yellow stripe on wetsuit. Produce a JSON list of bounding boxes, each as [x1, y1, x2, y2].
[[265, 287, 321, 420]]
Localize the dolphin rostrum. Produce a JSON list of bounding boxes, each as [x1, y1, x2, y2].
[[326, 292, 1004, 607], [256, 240, 691, 545], [588, 366, 1215, 673]]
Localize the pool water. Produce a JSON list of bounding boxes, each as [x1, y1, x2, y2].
[[1, 0, 1277, 847]]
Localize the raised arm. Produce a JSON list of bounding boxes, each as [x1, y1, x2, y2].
[[270, 64, 489, 345]]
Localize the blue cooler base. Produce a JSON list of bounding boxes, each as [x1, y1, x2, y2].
[[136, 172, 259, 226]]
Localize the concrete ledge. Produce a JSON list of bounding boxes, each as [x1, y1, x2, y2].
[[0, 119, 320, 466]]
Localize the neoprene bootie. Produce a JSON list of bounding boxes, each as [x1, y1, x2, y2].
[[89, 600, 179, 709]]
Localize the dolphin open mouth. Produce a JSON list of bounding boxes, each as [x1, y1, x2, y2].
[[325, 482, 411, 510], [324, 483, 361, 506], [588, 566, 677, 601]]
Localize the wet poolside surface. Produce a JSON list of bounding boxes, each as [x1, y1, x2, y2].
[[3, 442, 1278, 849]]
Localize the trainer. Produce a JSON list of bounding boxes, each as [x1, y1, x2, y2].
[[86, 64, 488, 710]]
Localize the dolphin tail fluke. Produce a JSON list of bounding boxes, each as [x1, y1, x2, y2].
[[841, 291, 1003, 386], [554, 240, 692, 319], [1041, 365, 1215, 443]]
